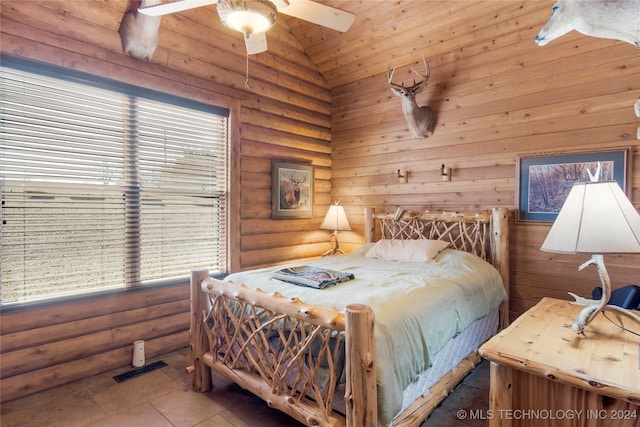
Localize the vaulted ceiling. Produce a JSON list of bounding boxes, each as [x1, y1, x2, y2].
[[283, 0, 552, 88], [142, 0, 553, 90], [0, 0, 561, 90]]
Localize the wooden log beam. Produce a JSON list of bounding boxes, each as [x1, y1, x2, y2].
[[344, 303, 376, 427], [491, 207, 510, 330], [364, 207, 375, 244], [190, 269, 212, 393], [200, 277, 346, 329], [489, 361, 513, 427]]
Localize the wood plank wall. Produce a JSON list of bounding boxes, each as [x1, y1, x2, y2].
[[0, 0, 332, 401], [320, 1, 640, 321]]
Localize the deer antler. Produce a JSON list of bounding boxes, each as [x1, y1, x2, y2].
[[410, 54, 430, 82], [387, 62, 397, 85], [388, 55, 430, 87], [291, 174, 306, 184]]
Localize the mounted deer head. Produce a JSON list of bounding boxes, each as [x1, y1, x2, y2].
[[388, 55, 436, 138], [119, 0, 162, 60], [535, 0, 640, 48]]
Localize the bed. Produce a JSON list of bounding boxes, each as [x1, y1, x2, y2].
[[189, 207, 510, 427]]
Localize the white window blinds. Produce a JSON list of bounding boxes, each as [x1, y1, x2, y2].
[[0, 57, 229, 305]]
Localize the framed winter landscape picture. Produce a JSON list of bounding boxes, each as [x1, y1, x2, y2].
[[516, 148, 630, 222]]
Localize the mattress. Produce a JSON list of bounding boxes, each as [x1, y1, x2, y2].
[[399, 307, 499, 414]]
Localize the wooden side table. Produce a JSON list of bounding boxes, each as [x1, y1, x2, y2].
[[479, 297, 640, 427]]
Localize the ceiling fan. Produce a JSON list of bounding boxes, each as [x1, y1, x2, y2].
[[138, 0, 356, 55]]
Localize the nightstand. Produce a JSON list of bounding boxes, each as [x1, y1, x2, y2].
[[479, 297, 640, 427]]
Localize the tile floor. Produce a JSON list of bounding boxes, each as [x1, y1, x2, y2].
[[0, 348, 489, 427]]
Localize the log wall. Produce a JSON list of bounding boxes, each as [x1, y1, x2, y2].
[[0, 284, 190, 401], [0, 0, 332, 401], [1, 0, 639, 402]]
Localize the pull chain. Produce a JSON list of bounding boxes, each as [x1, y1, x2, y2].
[[245, 51, 251, 89]]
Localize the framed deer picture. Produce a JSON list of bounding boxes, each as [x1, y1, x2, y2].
[[272, 161, 314, 219]]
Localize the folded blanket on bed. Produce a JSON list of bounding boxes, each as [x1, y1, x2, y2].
[[273, 265, 355, 289]]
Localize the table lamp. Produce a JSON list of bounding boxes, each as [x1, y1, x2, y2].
[[540, 180, 640, 334], [320, 202, 351, 256]]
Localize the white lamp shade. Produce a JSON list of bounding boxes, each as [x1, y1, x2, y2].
[[217, 0, 277, 34], [541, 181, 640, 254], [320, 205, 351, 231]]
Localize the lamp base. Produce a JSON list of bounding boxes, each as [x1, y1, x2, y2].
[[322, 247, 345, 257], [569, 254, 640, 335], [321, 231, 344, 257]]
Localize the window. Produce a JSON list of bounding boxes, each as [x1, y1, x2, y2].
[[0, 56, 229, 306]]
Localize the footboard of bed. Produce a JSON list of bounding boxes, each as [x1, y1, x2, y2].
[[189, 269, 376, 427], [188, 207, 509, 427]]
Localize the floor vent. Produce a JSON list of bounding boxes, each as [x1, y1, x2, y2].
[[112, 360, 168, 383]]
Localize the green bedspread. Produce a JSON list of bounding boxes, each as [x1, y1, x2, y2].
[[224, 244, 507, 426]]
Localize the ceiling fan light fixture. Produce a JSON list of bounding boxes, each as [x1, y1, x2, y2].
[[217, 0, 277, 35]]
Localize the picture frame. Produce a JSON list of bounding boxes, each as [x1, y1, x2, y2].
[[272, 161, 314, 219], [516, 148, 631, 222]]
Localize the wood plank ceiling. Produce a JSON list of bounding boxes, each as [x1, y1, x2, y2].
[[283, 0, 547, 89]]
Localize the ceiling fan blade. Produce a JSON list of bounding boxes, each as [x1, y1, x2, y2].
[[245, 32, 268, 55], [138, 0, 218, 17], [277, 0, 355, 32]]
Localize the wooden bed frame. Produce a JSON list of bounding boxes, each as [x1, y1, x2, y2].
[[189, 207, 509, 427]]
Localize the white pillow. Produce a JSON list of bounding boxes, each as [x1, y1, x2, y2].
[[365, 239, 450, 262]]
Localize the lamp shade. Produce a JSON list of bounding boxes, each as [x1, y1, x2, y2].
[[541, 181, 640, 254], [217, 0, 277, 35], [320, 205, 351, 232]]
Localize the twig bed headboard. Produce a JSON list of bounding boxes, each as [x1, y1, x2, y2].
[[367, 207, 492, 255], [365, 208, 509, 285]]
